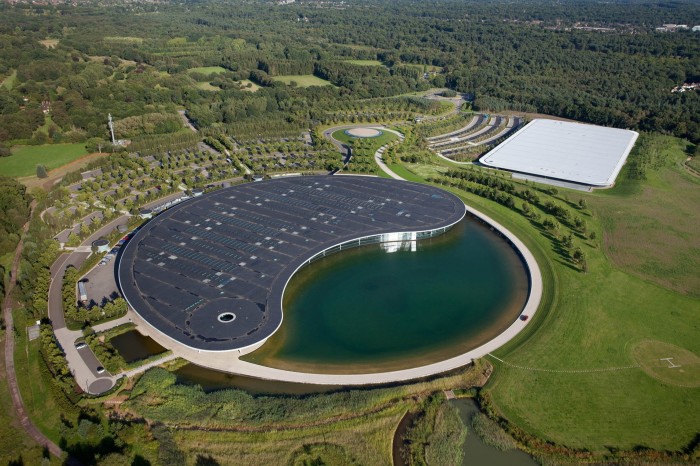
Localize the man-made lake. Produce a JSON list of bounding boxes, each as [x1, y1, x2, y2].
[[243, 217, 529, 373]]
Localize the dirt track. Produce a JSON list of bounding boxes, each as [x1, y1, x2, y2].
[[2, 201, 63, 458]]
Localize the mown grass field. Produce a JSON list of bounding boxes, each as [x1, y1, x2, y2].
[[188, 66, 227, 75], [196, 81, 221, 91], [2, 69, 17, 90], [452, 136, 699, 452], [103, 36, 143, 44], [272, 75, 334, 87], [589, 136, 700, 296], [393, 138, 699, 453], [1, 143, 88, 178], [331, 128, 397, 147], [343, 59, 384, 66]]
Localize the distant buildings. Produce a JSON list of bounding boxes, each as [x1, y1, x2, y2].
[[655, 24, 689, 32], [671, 83, 700, 93]]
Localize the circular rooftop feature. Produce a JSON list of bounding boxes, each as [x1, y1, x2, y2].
[[92, 238, 110, 253], [345, 128, 383, 138], [218, 312, 236, 323], [118, 176, 466, 352]]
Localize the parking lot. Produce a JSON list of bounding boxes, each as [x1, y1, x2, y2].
[[82, 240, 125, 307]]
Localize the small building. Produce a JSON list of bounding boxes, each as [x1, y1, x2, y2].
[[77, 281, 88, 305], [92, 238, 110, 253]]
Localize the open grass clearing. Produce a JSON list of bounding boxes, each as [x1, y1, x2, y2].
[[331, 128, 397, 147], [272, 75, 334, 87], [18, 151, 109, 190], [196, 82, 221, 91], [104, 36, 143, 44], [188, 66, 227, 76], [1, 143, 88, 178], [39, 39, 59, 48], [589, 135, 700, 296], [401, 63, 442, 72], [387, 144, 700, 452], [2, 70, 17, 90], [343, 59, 385, 66], [632, 340, 700, 387], [385, 163, 423, 182], [88, 55, 137, 66]]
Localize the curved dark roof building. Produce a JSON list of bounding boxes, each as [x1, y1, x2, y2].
[[118, 176, 466, 352]]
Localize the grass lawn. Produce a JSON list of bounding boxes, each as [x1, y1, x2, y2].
[[381, 142, 700, 453], [0, 143, 88, 178], [331, 128, 397, 147], [385, 163, 423, 182], [104, 36, 143, 44], [272, 75, 334, 87], [343, 59, 385, 66], [196, 82, 221, 91], [12, 310, 71, 445], [589, 135, 700, 296], [2, 70, 17, 90], [0, 321, 56, 465], [188, 66, 227, 76]]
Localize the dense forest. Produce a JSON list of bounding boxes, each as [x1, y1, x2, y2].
[[0, 0, 698, 151]]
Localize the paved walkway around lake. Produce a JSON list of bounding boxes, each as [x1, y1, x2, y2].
[[125, 164, 543, 386], [47, 162, 543, 389]]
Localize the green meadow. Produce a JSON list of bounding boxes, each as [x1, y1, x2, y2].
[[272, 75, 334, 87], [0, 143, 88, 177], [188, 66, 228, 76], [394, 133, 698, 452]]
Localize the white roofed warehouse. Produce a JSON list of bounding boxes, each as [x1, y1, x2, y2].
[[480, 119, 638, 189]]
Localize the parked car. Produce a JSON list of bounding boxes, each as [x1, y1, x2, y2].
[[75, 341, 87, 349], [520, 314, 529, 321], [95, 366, 105, 374]]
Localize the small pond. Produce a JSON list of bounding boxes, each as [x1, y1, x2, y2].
[[110, 330, 167, 364]]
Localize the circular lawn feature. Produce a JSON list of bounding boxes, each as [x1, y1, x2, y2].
[[632, 340, 700, 387], [345, 128, 383, 138]]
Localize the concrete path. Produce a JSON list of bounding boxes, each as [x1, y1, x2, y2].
[[123, 172, 543, 386], [48, 168, 542, 388]]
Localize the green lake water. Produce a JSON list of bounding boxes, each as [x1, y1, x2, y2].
[[244, 217, 529, 373]]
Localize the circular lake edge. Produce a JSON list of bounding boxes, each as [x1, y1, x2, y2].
[[128, 203, 542, 385]]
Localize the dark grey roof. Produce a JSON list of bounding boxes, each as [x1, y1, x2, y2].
[[118, 175, 466, 351]]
